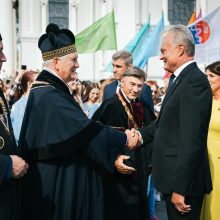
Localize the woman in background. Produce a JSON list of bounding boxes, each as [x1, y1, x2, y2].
[[82, 83, 100, 118], [68, 77, 84, 108], [201, 61, 220, 220]]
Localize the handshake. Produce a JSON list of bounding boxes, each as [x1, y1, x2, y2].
[[125, 128, 142, 150]]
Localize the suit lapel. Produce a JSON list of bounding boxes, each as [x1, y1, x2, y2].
[[160, 76, 182, 111], [111, 80, 118, 93], [157, 62, 197, 123]]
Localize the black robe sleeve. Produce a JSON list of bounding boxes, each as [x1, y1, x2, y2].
[[92, 99, 128, 129], [19, 87, 126, 173], [0, 155, 9, 184]]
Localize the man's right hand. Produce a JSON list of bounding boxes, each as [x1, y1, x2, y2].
[[125, 129, 140, 150], [171, 192, 191, 214], [10, 155, 29, 179], [114, 155, 135, 174]]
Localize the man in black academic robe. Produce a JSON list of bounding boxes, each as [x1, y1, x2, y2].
[[93, 67, 156, 220], [0, 90, 18, 220], [0, 33, 29, 220], [18, 24, 139, 220]]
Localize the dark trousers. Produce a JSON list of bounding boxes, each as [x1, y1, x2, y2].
[[164, 194, 204, 220]]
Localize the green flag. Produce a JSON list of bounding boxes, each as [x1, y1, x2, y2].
[[76, 11, 117, 53]]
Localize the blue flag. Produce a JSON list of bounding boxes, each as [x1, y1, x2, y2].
[[105, 17, 151, 72], [124, 17, 151, 53], [134, 14, 164, 68]]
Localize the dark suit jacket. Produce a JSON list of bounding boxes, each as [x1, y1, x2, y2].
[[140, 62, 212, 196], [102, 80, 118, 101], [103, 80, 155, 113]]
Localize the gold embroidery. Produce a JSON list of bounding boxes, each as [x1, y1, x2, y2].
[[42, 45, 77, 61], [32, 80, 50, 86], [31, 81, 55, 90], [0, 97, 7, 115], [0, 97, 9, 133], [117, 92, 138, 129], [0, 136, 4, 149]]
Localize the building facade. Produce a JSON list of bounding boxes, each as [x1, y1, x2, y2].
[[0, 0, 220, 80]]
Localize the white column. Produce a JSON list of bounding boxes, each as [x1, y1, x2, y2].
[[161, 0, 170, 26], [94, 0, 113, 81], [199, 0, 219, 15], [99, 0, 110, 16], [0, 0, 14, 78], [199, 0, 207, 15], [116, 0, 136, 49], [40, 0, 48, 34], [135, 0, 143, 32], [19, 0, 42, 71], [12, 1, 17, 71], [69, 0, 80, 33]]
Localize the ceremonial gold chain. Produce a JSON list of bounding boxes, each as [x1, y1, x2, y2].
[[0, 96, 9, 134], [117, 92, 138, 129]]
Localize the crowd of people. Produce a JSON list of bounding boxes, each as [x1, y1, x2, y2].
[[0, 22, 219, 220]]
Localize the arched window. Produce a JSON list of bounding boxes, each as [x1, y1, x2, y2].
[[168, 0, 195, 25]]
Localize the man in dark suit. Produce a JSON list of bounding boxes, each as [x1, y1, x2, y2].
[[103, 50, 154, 113], [138, 25, 212, 220], [0, 33, 29, 220]]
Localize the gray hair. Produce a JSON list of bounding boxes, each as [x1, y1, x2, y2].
[[162, 25, 195, 57], [112, 50, 133, 65], [43, 59, 52, 67], [123, 66, 145, 81], [43, 54, 69, 67]]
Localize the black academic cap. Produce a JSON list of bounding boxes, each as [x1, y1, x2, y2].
[[38, 23, 77, 61]]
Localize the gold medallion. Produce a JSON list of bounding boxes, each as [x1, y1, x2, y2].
[[0, 136, 4, 149]]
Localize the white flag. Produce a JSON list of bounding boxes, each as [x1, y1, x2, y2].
[[188, 6, 220, 65]]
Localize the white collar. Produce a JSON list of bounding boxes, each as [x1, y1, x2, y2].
[[43, 67, 73, 94], [173, 60, 195, 80], [120, 88, 136, 103]]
